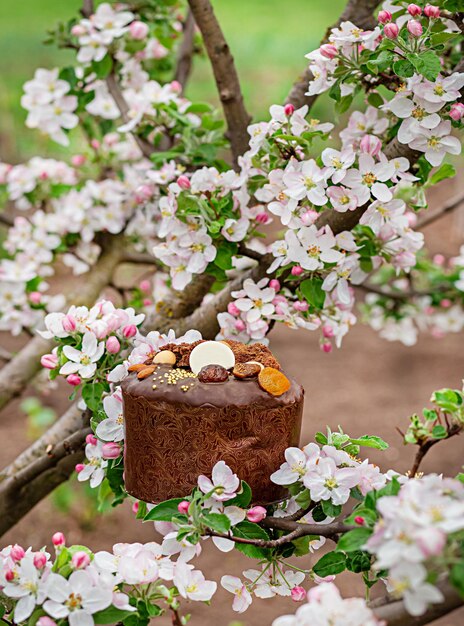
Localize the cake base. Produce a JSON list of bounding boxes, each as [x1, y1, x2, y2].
[[122, 390, 304, 504]]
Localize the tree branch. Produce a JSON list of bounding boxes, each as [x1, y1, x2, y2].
[[286, 0, 381, 109], [174, 9, 196, 91], [408, 422, 462, 477], [373, 581, 463, 626], [187, 0, 251, 166], [416, 192, 464, 230]]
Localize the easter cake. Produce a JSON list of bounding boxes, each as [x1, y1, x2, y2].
[[121, 339, 304, 504]]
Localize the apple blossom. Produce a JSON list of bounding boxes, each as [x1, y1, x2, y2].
[[424, 4, 440, 18], [221, 575, 253, 612], [246, 506, 267, 523], [384, 23, 399, 39], [198, 461, 240, 502]]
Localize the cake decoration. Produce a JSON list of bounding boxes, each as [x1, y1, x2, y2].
[[198, 364, 229, 383], [258, 367, 291, 396], [232, 362, 262, 379], [136, 365, 157, 379], [153, 349, 176, 365], [189, 340, 235, 374]]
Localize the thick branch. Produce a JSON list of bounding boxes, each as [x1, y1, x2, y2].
[[187, 0, 251, 166], [373, 582, 463, 626], [286, 0, 381, 108], [175, 10, 196, 91], [0, 235, 124, 411], [0, 404, 90, 536]]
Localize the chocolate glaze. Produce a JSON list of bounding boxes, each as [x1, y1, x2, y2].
[[122, 365, 304, 504]]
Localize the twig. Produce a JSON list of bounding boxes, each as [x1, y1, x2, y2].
[[121, 251, 162, 266], [408, 422, 462, 477], [170, 608, 183, 626], [238, 243, 264, 261], [416, 193, 464, 230], [174, 10, 196, 91], [187, 0, 251, 166], [0, 213, 14, 228]]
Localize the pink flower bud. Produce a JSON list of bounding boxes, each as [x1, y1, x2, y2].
[[322, 324, 334, 338], [177, 175, 191, 190], [269, 279, 281, 291], [407, 4, 422, 16], [33, 552, 47, 569], [450, 102, 464, 121], [256, 212, 270, 224], [293, 300, 309, 312], [129, 20, 149, 40], [72, 551, 91, 569], [246, 506, 267, 523], [71, 154, 86, 167], [75, 463, 85, 473], [143, 298, 152, 307], [66, 374, 81, 387], [130, 502, 139, 516], [41, 353, 58, 370], [170, 80, 182, 93], [284, 103, 295, 116], [291, 586, 306, 602], [321, 341, 332, 354], [29, 291, 42, 304], [354, 516, 365, 525], [90, 139, 100, 150], [406, 211, 418, 227], [86, 434, 97, 446], [106, 336, 121, 354], [407, 20, 423, 37], [320, 43, 338, 59], [52, 532, 66, 547], [360, 134, 382, 156], [139, 279, 151, 292], [384, 23, 399, 39], [135, 184, 153, 203], [433, 253, 445, 266], [291, 265, 304, 276], [11, 544, 25, 562], [5, 569, 14, 582], [102, 442, 122, 459], [441, 298, 452, 308], [227, 302, 240, 316], [71, 24, 87, 37], [177, 500, 190, 515], [424, 4, 440, 18], [378, 10, 392, 24], [62, 314, 77, 333], [235, 319, 246, 332], [123, 324, 137, 338], [37, 618, 57, 626]]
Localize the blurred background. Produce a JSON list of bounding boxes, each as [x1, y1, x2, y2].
[[1, 1, 464, 625]]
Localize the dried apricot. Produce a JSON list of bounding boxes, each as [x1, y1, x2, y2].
[[198, 364, 229, 383], [258, 367, 291, 396], [233, 362, 261, 379], [137, 365, 157, 379]]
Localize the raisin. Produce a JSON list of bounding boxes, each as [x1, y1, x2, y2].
[[198, 364, 229, 383], [233, 362, 261, 379]]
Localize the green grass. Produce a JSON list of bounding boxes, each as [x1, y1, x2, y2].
[[0, 0, 345, 160]]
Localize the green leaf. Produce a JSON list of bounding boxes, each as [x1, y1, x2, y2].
[[186, 102, 213, 114], [344, 507, 378, 527], [335, 94, 353, 115], [295, 489, 311, 509], [367, 92, 384, 108], [233, 521, 270, 559], [92, 54, 113, 80], [349, 435, 389, 450], [226, 481, 252, 508], [346, 550, 372, 573], [415, 51, 442, 82], [366, 51, 393, 74], [144, 498, 184, 521], [82, 382, 106, 412], [300, 277, 326, 309], [336, 528, 372, 552], [202, 512, 231, 534], [292, 534, 321, 557], [322, 500, 342, 518], [450, 562, 464, 598], [313, 551, 347, 577], [215, 241, 237, 270], [94, 607, 135, 624], [393, 59, 414, 78], [428, 163, 456, 187], [432, 425, 448, 439]]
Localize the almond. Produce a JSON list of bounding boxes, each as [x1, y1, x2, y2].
[[137, 365, 157, 379]]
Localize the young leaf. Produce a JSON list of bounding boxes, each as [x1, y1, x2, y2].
[[300, 277, 325, 309], [428, 163, 456, 186], [82, 382, 106, 412], [321, 500, 342, 518], [226, 481, 252, 508], [144, 498, 184, 521], [94, 608, 135, 624], [392, 59, 414, 78], [313, 551, 347, 577], [202, 512, 231, 534], [336, 528, 372, 553], [349, 435, 389, 450]]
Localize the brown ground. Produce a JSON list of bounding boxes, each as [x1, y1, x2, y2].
[[1, 182, 464, 625]]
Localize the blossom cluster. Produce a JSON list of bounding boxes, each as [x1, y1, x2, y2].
[[366, 474, 464, 616], [0, 532, 216, 626]]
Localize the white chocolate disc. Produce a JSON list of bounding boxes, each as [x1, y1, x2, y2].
[[189, 341, 235, 374]]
